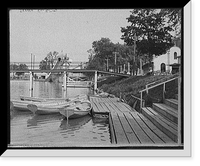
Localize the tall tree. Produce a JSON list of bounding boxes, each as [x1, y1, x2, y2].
[[88, 38, 115, 71], [121, 9, 174, 73], [160, 9, 182, 48], [92, 37, 115, 65]]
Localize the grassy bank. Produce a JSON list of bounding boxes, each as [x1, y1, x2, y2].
[[99, 74, 179, 111]]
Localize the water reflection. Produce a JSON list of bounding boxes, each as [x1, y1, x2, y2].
[[10, 80, 93, 99], [37, 81, 63, 98], [92, 116, 109, 124], [59, 115, 92, 131], [10, 80, 111, 146], [27, 114, 62, 128]]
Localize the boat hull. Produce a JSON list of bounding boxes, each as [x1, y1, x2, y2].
[[59, 101, 92, 119], [59, 109, 90, 119], [11, 100, 40, 111], [20, 95, 69, 102], [27, 101, 71, 114]]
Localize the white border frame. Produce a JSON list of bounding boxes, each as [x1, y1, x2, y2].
[[1, 1, 192, 158]]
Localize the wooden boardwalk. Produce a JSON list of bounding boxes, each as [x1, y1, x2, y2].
[[89, 96, 176, 146]]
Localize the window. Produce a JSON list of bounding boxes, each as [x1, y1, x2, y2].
[[174, 52, 177, 59]]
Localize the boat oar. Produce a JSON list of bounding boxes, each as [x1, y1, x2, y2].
[[27, 104, 38, 114]]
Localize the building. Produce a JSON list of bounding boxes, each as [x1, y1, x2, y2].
[[153, 46, 181, 74], [140, 36, 182, 75]]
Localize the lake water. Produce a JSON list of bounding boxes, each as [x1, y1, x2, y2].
[[10, 80, 111, 147]]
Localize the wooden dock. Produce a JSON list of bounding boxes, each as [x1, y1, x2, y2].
[[89, 96, 177, 146]]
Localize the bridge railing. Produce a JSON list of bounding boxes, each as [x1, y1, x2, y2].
[[10, 61, 88, 70]]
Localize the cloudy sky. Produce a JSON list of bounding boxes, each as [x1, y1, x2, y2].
[[10, 9, 132, 63]]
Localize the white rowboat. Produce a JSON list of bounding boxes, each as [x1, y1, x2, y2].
[[26, 94, 90, 116], [58, 100, 92, 119]]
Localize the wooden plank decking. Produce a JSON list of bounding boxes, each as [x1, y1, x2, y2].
[[89, 96, 176, 146]]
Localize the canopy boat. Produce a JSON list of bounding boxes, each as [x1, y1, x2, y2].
[[58, 100, 92, 119]]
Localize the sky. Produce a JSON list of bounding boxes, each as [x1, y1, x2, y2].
[[10, 9, 132, 63]]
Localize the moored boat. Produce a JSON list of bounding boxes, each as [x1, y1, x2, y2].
[[20, 95, 69, 102], [26, 94, 89, 115], [11, 99, 41, 111], [58, 100, 92, 119], [20, 94, 87, 102], [11, 98, 71, 112], [27, 100, 74, 115]]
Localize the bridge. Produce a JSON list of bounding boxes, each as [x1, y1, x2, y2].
[[10, 61, 130, 97], [10, 68, 130, 77]]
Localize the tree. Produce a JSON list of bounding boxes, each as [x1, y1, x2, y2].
[[92, 37, 115, 66], [39, 51, 59, 70], [160, 9, 182, 48], [86, 38, 115, 71], [39, 60, 49, 70], [10, 64, 19, 70], [86, 38, 138, 73], [10, 63, 28, 76], [121, 9, 174, 73], [46, 51, 59, 69]]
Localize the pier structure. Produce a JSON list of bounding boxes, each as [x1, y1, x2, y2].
[[90, 96, 177, 146]]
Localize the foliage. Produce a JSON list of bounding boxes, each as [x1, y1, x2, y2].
[[160, 9, 182, 39], [121, 9, 175, 70], [10, 63, 28, 76], [39, 60, 50, 70], [100, 74, 178, 111], [86, 9, 180, 76], [86, 37, 137, 74], [39, 51, 59, 70]]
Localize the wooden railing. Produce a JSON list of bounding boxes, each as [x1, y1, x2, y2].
[[139, 76, 179, 110], [130, 94, 145, 111]]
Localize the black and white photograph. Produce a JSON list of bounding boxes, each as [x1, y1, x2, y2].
[[4, 3, 192, 157]]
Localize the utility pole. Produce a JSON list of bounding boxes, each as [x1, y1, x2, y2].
[[133, 32, 137, 76], [30, 53, 32, 70], [106, 57, 109, 71], [114, 52, 117, 72]]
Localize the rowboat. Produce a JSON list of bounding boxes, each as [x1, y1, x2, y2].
[[58, 100, 92, 119], [11, 100, 41, 111], [26, 99, 79, 115], [20, 95, 69, 102], [26, 94, 90, 115], [20, 94, 87, 102], [11, 97, 73, 112]]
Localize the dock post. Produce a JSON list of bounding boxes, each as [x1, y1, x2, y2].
[[94, 70, 98, 92], [63, 71, 67, 91], [29, 71, 33, 97]]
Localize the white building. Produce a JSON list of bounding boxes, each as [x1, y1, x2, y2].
[[153, 46, 181, 74], [141, 46, 181, 75]]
